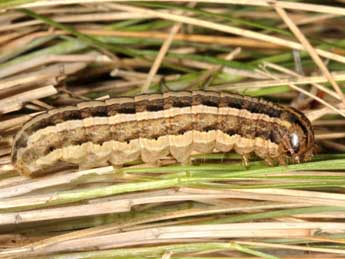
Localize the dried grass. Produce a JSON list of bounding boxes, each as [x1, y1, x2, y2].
[[0, 1, 345, 259]]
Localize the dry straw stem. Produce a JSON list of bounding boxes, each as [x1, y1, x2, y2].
[[0, 85, 57, 114], [0, 52, 111, 79], [2, 241, 223, 258], [111, 69, 162, 80], [0, 27, 41, 52], [141, 1, 214, 93], [17, 0, 345, 16], [279, 13, 337, 28], [10, 201, 236, 255], [86, 30, 283, 49], [306, 105, 345, 122], [316, 132, 345, 140], [0, 191, 304, 225], [0, 161, 340, 199], [0, 173, 27, 188], [0, 178, 184, 211], [236, 188, 345, 202], [15, 246, 345, 259], [0, 27, 37, 45], [258, 68, 345, 119], [5, 29, 287, 50], [313, 119, 345, 126], [3, 223, 345, 258], [236, 240, 345, 256], [0, 112, 42, 132], [263, 62, 342, 101], [0, 166, 116, 199], [0, 199, 130, 225], [75, 79, 148, 95], [186, 47, 242, 90], [0, 202, 321, 257], [4, 182, 345, 212], [5, 223, 345, 256], [272, 3, 345, 103], [141, 1, 196, 93], [218, 71, 345, 90], [182, 188, 345, 207], [0, 12, 158, 32], [297, 211, 345, 218], [141, 22, 181, 93], [0, 63, 87, 92], [25, 101, 53, 111], [104, 3, 345, 64]]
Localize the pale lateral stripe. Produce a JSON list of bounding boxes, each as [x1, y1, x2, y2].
[[104, 97, 133, 106], [134, 94, 162, 103], [192, 104, 218, 115], [27, 130, 279, 174], [26, 105, 292, 147], [108, 113, 136, 124], [76, 100, 105, 109], [163, 106, 191, 118]]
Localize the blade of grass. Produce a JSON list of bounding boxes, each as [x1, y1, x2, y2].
[[0, 0, 39, 9], [19, 8, 145, 59], [137, 2, 291, 36], [207, 206, 345, 224]]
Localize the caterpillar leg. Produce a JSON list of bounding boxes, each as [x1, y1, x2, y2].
[[181, 156, 192, 166], [241, 154, 250, 168], [264, 157, 274, 167], [277, 155, 288, 166]]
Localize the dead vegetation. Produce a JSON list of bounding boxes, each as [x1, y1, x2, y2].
[[0, 1, 345, 258]]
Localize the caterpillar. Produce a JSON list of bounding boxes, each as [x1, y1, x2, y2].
[[12, 91, 315, 176]]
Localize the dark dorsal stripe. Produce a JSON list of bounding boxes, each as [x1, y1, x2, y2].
[[14, 91, 295, 153]]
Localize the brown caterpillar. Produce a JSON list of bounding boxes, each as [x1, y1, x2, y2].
[[12, 91, 315, 176]]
